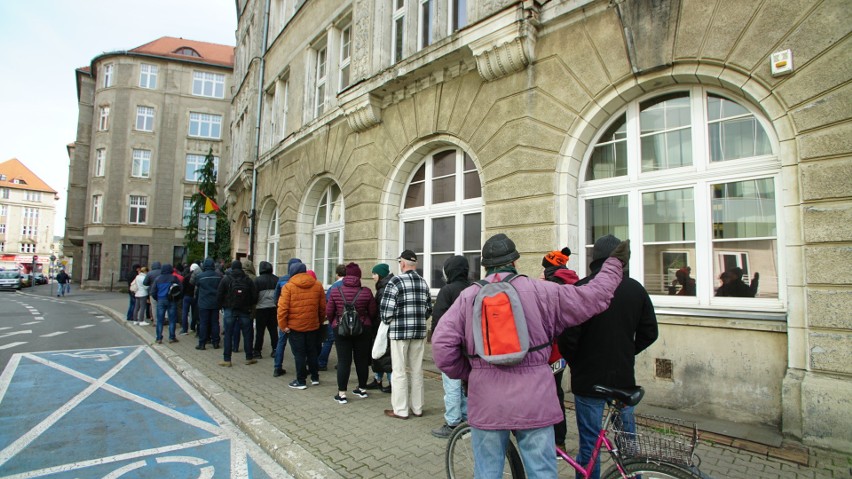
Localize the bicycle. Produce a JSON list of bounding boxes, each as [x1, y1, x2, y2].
[[446, 385, 708, 479]]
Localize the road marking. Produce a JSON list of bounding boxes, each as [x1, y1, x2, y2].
[[0, 327, 11, 331], [40, 332, 67, 337], [33, 317, 43, 320], [0, 343, 26, 350], [20, 322, 40, 326], [74, 325, 95, 329], [101, 319, 112, 323], [0, 331, 31, 339]]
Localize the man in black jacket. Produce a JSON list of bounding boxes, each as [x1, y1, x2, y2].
[[217, 260, 259, 367], [557, 234, 658, 479], [429, 255, 472, 438]]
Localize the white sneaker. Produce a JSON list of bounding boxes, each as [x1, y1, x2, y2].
[[138, 321, 150, 326]]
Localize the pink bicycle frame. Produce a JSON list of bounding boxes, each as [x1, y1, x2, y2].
[[556, 430, 628, 478]]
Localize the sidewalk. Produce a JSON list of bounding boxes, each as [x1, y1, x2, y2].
[[25, 285, 851, 478]]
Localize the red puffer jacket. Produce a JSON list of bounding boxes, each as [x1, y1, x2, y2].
[[326, 275, 377, 330]]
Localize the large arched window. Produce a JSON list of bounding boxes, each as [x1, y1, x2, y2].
[[313, 183, 343, 286], [580, 87, 780, 308], [400, 147, 482, 289]]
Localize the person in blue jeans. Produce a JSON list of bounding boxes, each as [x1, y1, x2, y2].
[[272, 258, 302, 377], [181, 263, 199, 334], [193, 258, 222, 350], [216, 260, 259, 367], [557, 234, 658, 479], [318, 264, 345, 370], [152, 264, 182, 344], [429, 256, 471, 439], [433, 233, 629, 478]]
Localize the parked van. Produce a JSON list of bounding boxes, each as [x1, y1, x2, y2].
[[0, 270, 23, 291]]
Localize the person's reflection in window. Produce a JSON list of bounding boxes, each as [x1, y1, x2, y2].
[[668, 267, 696, 296]]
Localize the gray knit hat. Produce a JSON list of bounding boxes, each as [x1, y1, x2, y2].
[[481, 233, 520, 267], [592, 234, 621, 261]]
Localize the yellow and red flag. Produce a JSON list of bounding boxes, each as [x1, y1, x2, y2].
[[199, 191, 220, 214]]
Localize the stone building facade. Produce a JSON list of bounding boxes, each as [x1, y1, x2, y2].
[[226, 0, 851, 451], [67, 37, 234, 288]]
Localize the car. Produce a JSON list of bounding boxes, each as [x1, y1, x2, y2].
[[0, 271, 23, 291], [33, 273, 48, 285]]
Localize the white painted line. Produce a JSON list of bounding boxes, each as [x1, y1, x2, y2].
[[0, 354, 22, 404], [101, 319, 112, 323], [0, 331, 31, 339], [3, 437, 227, 479], [0, 327, 12, 331], [30, 311, 39, 315], [0, 348, 142, 466], [0, 342, 27, 351], [34, 317, 43, 320], [21, 322, 40, 326], [74, 325, 95, 329], [40, 332, 67, 337]]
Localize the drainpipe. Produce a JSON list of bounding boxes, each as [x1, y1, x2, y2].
[[249, 0, 272, 261]]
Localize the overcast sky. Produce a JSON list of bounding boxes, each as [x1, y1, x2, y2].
[[0, 1, 237, 235]]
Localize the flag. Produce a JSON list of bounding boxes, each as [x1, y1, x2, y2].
[[199, 191, 220, 214]]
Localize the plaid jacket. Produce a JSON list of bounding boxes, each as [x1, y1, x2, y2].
[[379, 269, 432, 340]]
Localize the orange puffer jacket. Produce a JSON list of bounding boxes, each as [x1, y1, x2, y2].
[[278, 272, 326, 332]]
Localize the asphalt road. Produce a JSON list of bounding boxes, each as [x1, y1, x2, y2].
[[0, 289, 291, 478]]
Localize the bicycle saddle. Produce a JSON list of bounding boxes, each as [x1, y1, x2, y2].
[[592, 385, 644, 406]]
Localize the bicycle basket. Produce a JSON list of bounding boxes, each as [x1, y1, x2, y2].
[[612, 413, 699, 467]]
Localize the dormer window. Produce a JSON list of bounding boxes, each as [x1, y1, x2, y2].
[[174, 47, 201, 57]]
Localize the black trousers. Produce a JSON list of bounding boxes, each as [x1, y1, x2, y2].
[[335, 331, 372, 392], [253, 307, 278, 354]]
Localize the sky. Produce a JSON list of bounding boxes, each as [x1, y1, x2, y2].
[[0, 0, 237, 235]]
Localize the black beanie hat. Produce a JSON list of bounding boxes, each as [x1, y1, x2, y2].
[[481, 233, 520, 267], [592, 234, 621, 261]]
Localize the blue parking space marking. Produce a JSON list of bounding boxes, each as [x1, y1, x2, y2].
[[0, 346, 280, 479]]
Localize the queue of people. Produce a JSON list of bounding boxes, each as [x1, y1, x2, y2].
[[123, 232, 664, 478]]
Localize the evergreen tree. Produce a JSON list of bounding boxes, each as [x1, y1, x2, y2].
[[184, 148, 231, 263]]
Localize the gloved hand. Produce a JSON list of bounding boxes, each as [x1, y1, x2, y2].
[[609, 239, 630, 267]]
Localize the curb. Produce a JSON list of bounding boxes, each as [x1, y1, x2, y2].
[[87, 300, 343, 479]]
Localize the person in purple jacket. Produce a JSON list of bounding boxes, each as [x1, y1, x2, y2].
[[431, 233, 628, 479], [326, 262, 378, 404]]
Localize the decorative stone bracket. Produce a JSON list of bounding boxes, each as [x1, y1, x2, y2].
[[469, 20, 537, 82], [342, 93, 382, 133]]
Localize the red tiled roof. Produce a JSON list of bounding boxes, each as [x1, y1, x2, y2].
[[0, 158, 58, 194], [130, 36, 234, 67]]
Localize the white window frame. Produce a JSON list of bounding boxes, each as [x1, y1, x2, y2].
[[266, 209, 280, 272], [102, 63, 113, 88], [418, 0, 433, 50], [192, 71, 225, 98], [339, 23, 352, 90], [399, 147, 483, 290], [182, 198, 193, 227], [0, 204, 7, 216], [185, 154, 219, 182], [0, 224, 5, 234], [135, 106, 155, 132], [94, 148, 106, 177], [131, 149, 151, 178], [25, 191, 42, 202], [578, 85, 782, 311], [129, 195, 148, 225], [189, 112, 223, 139], [98, 106, 110, 131], [392, 0, 407, 63], [139, 63, 158, 89], [314, 43, 328, 117], [22, 207, 38, 238], [279, 78, 289, 140], [92, 195, 103, 223], [312, 184, 344, 287]]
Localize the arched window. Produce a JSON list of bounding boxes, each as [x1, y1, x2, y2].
[[313, 184, 343, 286], [580, 87, 779, 307], [400, 147, 482, 289]]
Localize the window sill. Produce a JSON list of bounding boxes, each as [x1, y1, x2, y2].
[[655, 307, 787, 331]]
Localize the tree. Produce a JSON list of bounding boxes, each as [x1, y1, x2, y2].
[[184, 148, 231, 263]]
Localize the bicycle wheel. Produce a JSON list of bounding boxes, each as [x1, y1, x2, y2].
[[445, 423, 526, 479], [602, 459, 703, 479]]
